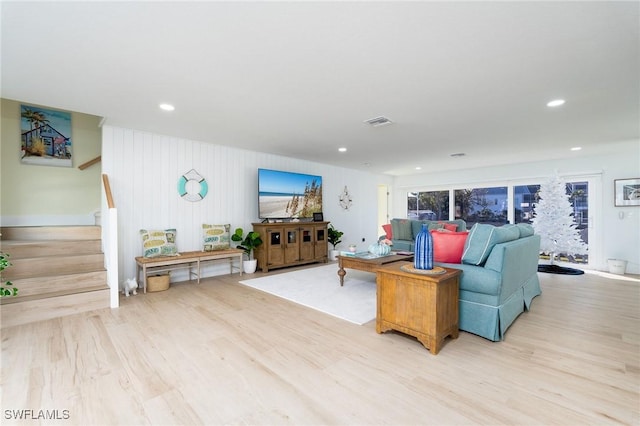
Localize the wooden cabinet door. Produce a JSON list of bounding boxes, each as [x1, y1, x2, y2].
[[299, 225, 314, 261], [314, 224, 327, 260], [284, 227, 300, 264], [266, 228, 284, 268]]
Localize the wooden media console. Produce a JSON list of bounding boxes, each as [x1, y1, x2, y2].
[[252, 222, 328, 272]]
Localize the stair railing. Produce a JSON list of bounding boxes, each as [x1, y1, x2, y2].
[[102, 174, 119, 308], [102, 174, 115, 209], [78, 156, 101, 170]]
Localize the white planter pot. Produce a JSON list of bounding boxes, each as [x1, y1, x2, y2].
[[329, 249, 339, 261], [243, 259, 258, 274]]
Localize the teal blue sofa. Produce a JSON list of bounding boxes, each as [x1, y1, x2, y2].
[[435, 223, 541, 341], [384, 219, 541, 341], [387, 218, 467, 251]]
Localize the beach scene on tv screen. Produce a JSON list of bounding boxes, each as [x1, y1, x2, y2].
[[259, 169, 322, 218]]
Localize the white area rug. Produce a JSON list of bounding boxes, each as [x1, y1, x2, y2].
[[239, 264, 376, 325]]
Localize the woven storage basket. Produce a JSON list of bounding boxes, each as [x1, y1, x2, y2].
[[147, 274, 170, 292]]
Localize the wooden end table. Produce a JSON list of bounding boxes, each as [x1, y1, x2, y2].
[[337, 252, 413, 286], [376, 262, 461, 355]]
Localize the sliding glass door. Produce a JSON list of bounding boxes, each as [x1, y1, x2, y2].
[[405, 175, 600, 269], [514, 180, 590, 266]]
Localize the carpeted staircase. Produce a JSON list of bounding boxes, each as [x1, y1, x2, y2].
[[0, 226, 110, 328]]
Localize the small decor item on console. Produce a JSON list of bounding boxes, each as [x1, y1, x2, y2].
[[414, 223, 434, 270], [120, 278, 138, 297]]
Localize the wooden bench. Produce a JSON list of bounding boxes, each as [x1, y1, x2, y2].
[[135, 248, 244, 293]]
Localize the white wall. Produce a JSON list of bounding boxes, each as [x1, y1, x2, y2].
[[392, 140, 640, 274], [102, 126, 393, 282]]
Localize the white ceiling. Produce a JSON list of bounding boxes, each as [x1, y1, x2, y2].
[[2, 1, 638, 176]]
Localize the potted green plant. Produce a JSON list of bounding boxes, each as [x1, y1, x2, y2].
[[328, 224, 344, 261], [0, 251, 18, 297], [231, 228, 263, 273]]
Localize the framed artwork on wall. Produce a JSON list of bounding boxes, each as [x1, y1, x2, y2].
[[614, 178, 640, 207], [20, 104, 72, 167]]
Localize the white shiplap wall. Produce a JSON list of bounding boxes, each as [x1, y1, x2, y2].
[[102, 126, 393, 283]]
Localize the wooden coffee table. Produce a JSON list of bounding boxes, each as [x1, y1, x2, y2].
[[337, 252, 413, 286]]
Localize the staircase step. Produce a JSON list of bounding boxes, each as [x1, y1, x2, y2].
[[1, 271, 108, 304], [1, 225, 101, 241], [0, 225, 110, 327], [0, 288, 111, 328], [0, 239, 102, 259], [2, 253, 105, 280]]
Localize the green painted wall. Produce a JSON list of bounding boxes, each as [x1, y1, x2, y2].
[[1, 98, 102, 221]]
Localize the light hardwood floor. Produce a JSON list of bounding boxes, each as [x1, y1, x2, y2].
[[1, 266, 639, 425]]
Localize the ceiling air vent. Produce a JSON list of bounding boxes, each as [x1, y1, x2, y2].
[[364, 116, 393, 127]]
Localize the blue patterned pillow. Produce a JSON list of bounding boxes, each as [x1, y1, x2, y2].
[[202, 224, 231, 251], [140, 229, 178, 258]]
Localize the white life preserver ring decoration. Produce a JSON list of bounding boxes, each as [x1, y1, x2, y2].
[[178, 169, 208, 202]]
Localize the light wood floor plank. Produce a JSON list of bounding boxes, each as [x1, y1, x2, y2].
[[1, 267, 638, 425]]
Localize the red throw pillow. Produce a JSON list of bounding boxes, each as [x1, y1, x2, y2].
[[438, 221, 458, 232], [382, 224, 393, 239], [443, 223, 458, 232], [431, 230, 468, 263]]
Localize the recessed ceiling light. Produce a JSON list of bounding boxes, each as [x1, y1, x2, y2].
[[338, 147, 347, 152], [571, 146, 582, 151], [364, 116, 393, 127], [547, 99, 566, 107], [159, 103, 175, 111], [415, 166, 422, 170]]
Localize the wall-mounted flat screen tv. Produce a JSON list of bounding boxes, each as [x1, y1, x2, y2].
[[258, 168, 323, 219]]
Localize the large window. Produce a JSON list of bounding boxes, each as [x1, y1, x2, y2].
[[408, 187, 508, 226], [514, 185, 540, 223], [407, 191, 449, 220], [454, 187, 507, 228], [406, 179, 593, 267]]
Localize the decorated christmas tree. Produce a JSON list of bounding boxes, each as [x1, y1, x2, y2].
[[531, 173, 587, 266]]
